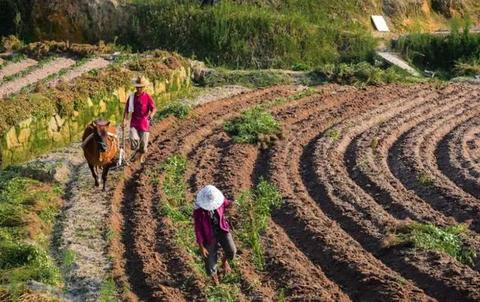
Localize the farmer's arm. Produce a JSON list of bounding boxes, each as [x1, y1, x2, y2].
[[148, 94, 157, 120], [193, 210, 208, 257]]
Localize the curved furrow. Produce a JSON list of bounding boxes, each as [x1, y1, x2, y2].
[[389, 90, 480, 232], [345, 87, 480, 269], [184, 106, 350, 301], [308, 85, 480, 300], [436, 116, 480, 199], [265, 86, 434, 301], [346, 86, 471, 226], [122, 87, 300, 300]]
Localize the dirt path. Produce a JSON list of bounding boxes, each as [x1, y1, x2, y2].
[[0, 57, 76, 97], [0, 58, 37, 81]]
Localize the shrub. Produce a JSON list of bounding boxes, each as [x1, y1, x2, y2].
[[1, 35, 23, 52], [224, 106, 281, 144]]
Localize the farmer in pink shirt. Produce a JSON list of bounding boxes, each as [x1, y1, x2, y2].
[[193, 185, 237, 285], [122, 76, 157, 163]]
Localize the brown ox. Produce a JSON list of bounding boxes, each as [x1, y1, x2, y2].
[[81, 119, 119, 191]]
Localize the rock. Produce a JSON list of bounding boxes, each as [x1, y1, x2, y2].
[[17, 128, 32, 144], [30, 0, 130, 43], [48, 116, 59, 133], [5, 127, 19, 149], [55, 114, 65, 128], [18, 117, 33, 128], [431, 0, 465, 17]]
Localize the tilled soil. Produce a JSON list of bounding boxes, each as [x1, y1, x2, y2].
[[0, 57, 76, 97], [115, 83, 480, 301], [48, 57, 110, 87], [0, 58, 38, 81]]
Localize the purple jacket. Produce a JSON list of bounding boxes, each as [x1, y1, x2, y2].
[[193, 199, 232, 246]]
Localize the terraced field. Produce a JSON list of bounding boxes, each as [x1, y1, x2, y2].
[[113, 83, 480, 301]]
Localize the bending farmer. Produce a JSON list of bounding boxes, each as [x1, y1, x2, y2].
[[193, 185, 237, 285], [122, 76, 157, 163]]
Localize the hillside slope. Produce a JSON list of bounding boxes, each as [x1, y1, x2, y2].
[[1, 0, 479, 67]]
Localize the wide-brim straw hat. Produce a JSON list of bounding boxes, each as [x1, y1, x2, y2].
[[132, 76, 148, 87], [196, 185, 225, 211]]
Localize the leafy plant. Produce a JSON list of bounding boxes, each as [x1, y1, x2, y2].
[[325, 128, 341, 141], [224, 106, 281, 144], [392, 222, 476, 266], [155, 102, 192, 121], [417, 172, 434, 187], [236, 179, 283, 269]]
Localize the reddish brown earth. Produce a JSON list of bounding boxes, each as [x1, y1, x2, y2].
[[112, 84, 480, 301]]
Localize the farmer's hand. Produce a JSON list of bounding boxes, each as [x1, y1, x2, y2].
[[200, 245, 209, 258]]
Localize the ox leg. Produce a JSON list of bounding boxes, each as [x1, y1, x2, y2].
[[102, 166, 110, 191], [88, 163, 100, 187]]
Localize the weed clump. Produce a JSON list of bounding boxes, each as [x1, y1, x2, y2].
[[155, 102, 192, 121], [417, 172, 434, 187], [388, 222, 476, 266], [236, 179, 283, 269], [224, 106, 281, 145]]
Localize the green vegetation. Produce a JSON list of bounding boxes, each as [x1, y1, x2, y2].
[[395, 21, 480, 78], [155, 102, 192, 121], [417, 172, 435, 187], [0, 167, 63, 299], [199, 68, 293, 88], [99, 278, 119, 302], [224, 107, 281, 144], [129, 0, 377, 68], [313, 62, 421, 86], [325, 128, 341, 141], [392, 222, 476, 266], [236, 180, 283, 270]]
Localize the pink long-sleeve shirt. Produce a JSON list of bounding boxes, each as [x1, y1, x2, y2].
[[193, 199, 232, 246], [124, 91, 155, 132]]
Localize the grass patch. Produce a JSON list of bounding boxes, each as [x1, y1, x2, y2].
[[0, 167, 63, 299], [325, 128, 341, 141], [236, 179, 283, 270], [99, 278, 119, 302], [224, 106, 281, 144], [199, 68, 293, 88], [417, 172, 434, 187], [389, 222, 476, 266]]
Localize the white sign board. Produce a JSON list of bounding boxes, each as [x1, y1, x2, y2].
[[371, 15, 390, 32]]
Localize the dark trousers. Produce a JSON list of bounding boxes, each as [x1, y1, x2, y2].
[[205, 231, 236, 275]]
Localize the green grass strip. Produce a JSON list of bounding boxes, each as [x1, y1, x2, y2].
[[236, 179, 283, 270]]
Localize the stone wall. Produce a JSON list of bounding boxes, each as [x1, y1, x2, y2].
[[0, 66, 191, 167]]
